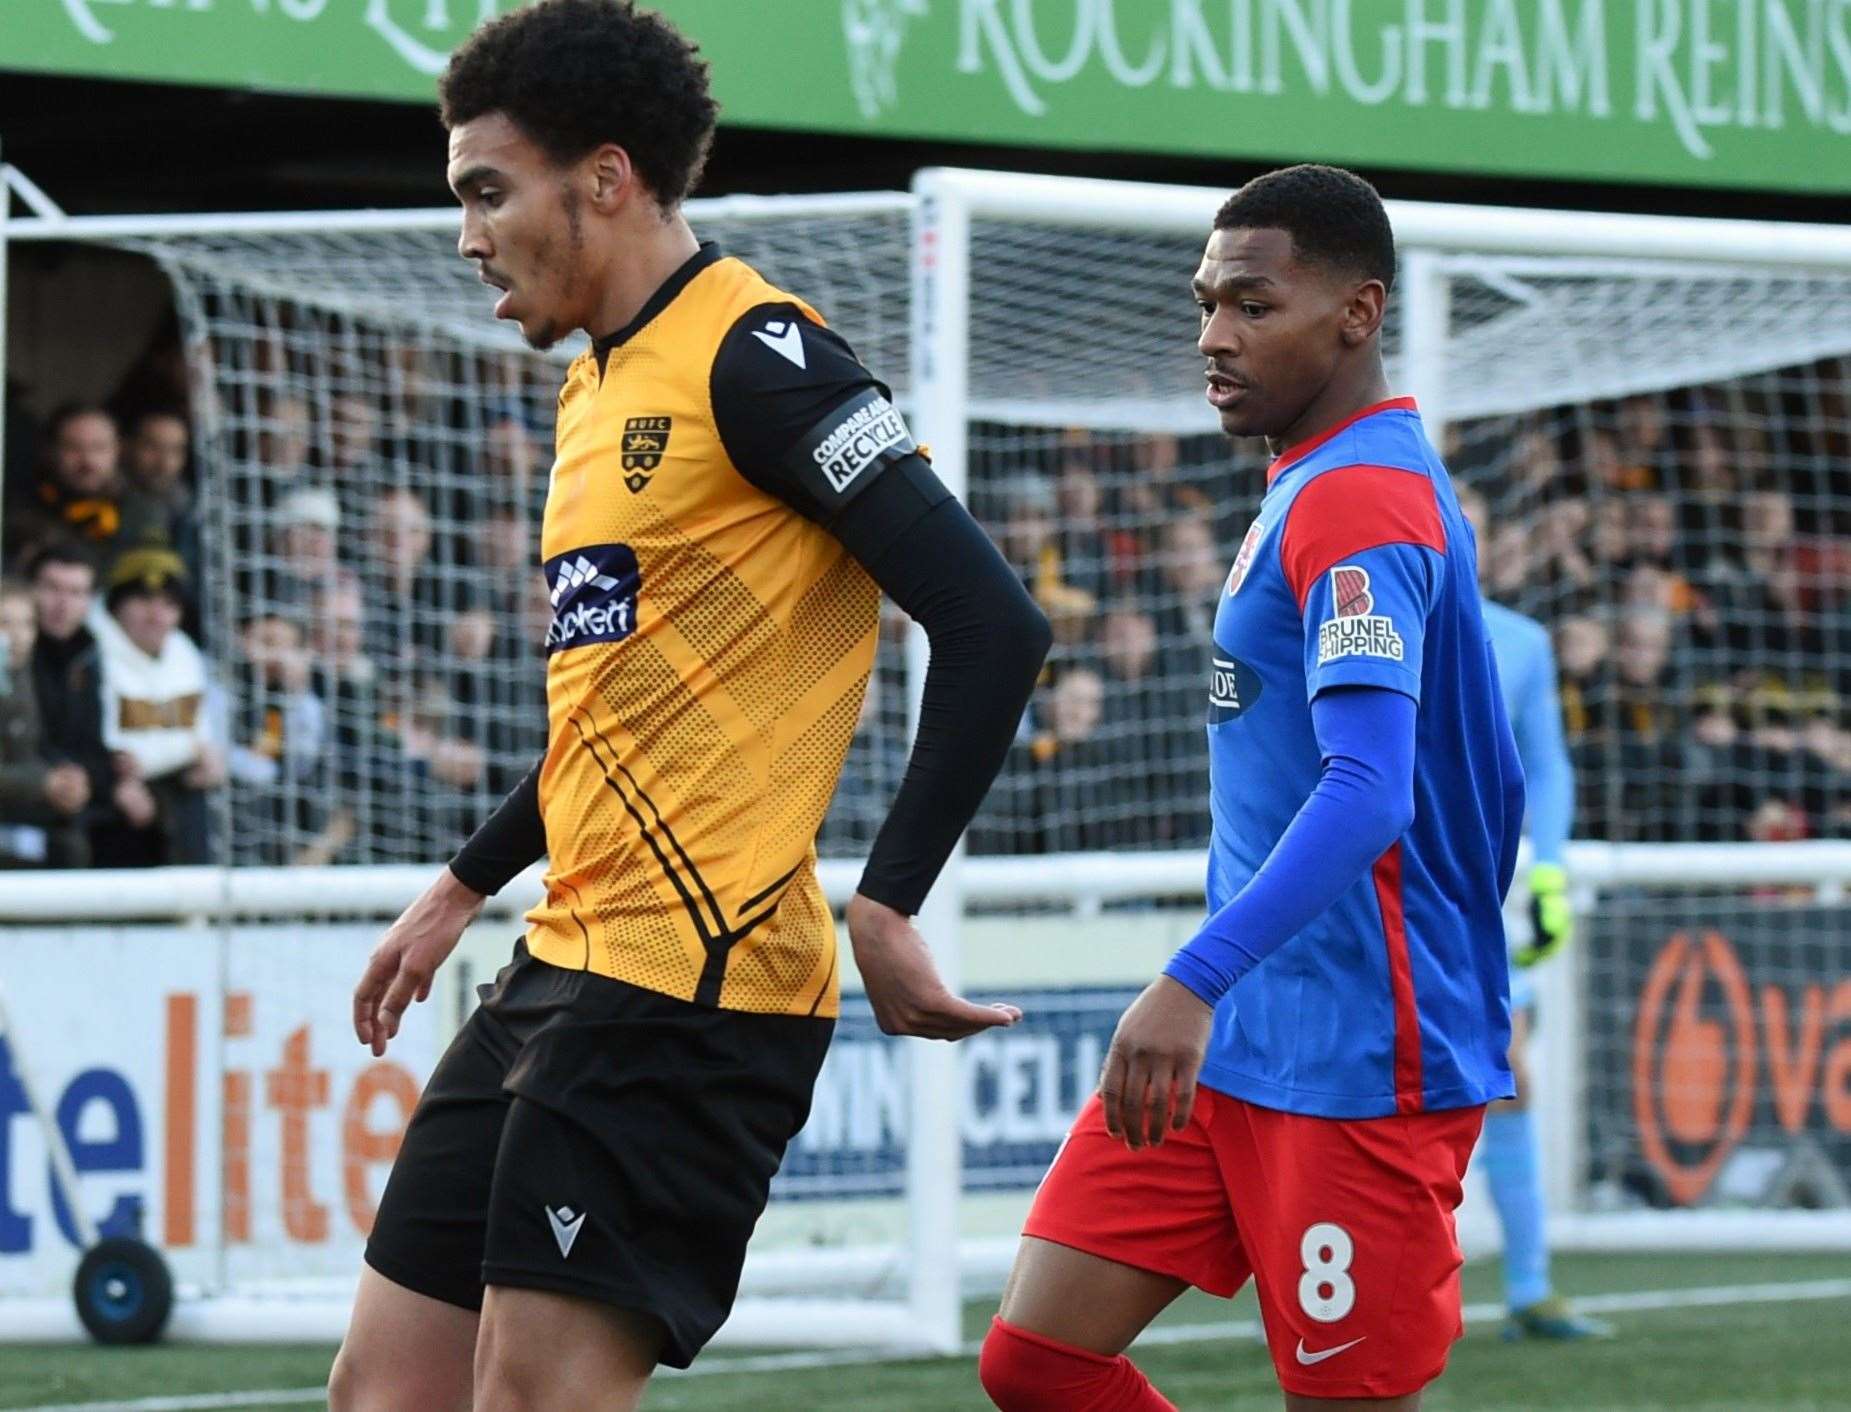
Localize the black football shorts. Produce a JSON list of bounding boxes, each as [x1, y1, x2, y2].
[[364, 939, 834, 1368]]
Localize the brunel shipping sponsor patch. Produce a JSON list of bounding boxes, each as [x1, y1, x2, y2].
[[1317, 564, 1404, 664]]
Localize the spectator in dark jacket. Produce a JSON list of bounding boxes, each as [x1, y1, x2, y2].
[[26, 544, 118, 826], [0, 579, 91, 867], [119, 408, 203, 581]]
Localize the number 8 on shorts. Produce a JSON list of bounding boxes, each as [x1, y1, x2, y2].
[[1297, 1222, 1356, 1323]]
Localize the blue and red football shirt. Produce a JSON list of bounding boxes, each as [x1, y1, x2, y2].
[[1196, 397, 1520, 1119]]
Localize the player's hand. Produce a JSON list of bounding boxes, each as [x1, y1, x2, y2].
[[1099, 976, 1212, 1151], [353, 866, 485, 1056], [1517, 862, 1573, 968], [846, 893, 1022, 1040]]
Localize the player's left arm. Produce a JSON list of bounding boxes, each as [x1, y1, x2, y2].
[[712, 306, 1051, 1040], [1511, 629, 1576, 965]]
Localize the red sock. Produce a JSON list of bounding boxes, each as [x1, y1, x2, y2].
[[979, 1316, 1177, 1411]]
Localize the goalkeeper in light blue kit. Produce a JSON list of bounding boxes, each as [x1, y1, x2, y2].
[[1466, 488, 1613, 1342]]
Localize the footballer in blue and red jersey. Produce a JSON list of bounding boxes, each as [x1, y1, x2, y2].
[[1187, 394, 1519, 1118], [986, 166, 1525, 1412]]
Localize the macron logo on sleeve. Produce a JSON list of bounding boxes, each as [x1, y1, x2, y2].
[[752, 320, 807, 369]]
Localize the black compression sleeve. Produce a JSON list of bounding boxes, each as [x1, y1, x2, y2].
[[835, 470, 1051, 914], [447, 757, 546, 896]]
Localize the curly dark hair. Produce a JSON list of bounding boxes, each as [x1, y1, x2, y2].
[[439, 0, 719, 207], [1215, 165, 1396, 293]]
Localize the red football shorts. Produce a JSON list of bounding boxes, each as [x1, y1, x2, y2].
[[1023, 1087, 1483, 1400]]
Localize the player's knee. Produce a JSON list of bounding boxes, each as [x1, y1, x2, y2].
[[980, 1317, 1174, 1412], [326, 1340, 408, 1412], [325, 1345, 360, 1412], [977, 1318, 1041, 1408]]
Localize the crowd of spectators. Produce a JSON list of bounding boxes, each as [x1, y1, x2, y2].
[[2, 337, 1846, 872], [1, 338, 550, 868], [1450, 375, 1851, 844]]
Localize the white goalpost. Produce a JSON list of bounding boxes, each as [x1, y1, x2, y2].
[[2, 168, 1850, 1347]]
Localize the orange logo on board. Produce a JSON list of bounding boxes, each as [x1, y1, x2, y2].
[[1632, 930, 1757, 1206]]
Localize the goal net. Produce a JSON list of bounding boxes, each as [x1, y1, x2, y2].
[[2, 172, 1849, 1346]]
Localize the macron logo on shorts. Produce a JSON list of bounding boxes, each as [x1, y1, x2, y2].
[[546, 1204, 586, 1259]]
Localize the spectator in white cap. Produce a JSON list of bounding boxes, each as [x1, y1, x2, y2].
[[266, 486, 343, 611]]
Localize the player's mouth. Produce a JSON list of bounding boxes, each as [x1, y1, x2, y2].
[[478, 269, 514, 317], [1205, 369, 1248, 409]]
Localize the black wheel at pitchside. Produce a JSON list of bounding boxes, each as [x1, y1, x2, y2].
[[72, 1237, 175, 1345]]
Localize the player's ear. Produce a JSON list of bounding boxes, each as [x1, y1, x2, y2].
[[585, 144, 635, 214], [1339, 278, 1387, 349]]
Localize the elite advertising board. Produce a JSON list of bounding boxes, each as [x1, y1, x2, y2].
[[0, 926, 441, 1297], [1, 1, 1847, 193]]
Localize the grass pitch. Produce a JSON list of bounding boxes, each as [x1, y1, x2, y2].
[[4, 1253, 1848, 1411]]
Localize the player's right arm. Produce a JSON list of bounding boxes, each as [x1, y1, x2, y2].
[[352, 758, 542, 1054]]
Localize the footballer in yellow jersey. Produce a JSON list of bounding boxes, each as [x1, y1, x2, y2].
[[336, 2, 1048, 1405]]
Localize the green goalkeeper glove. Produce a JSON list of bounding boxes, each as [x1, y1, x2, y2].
[[1517, 862, 1572, 968]]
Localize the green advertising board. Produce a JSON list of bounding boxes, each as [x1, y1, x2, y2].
[[3, 1, 1848, 193]]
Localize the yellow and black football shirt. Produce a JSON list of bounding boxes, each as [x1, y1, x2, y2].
[[519, 243, 928, 1019]]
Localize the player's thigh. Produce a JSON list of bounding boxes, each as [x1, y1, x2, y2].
[[328, 1265, 476, 1412], [1004, 1090, 1245, 1353], [482, 999, 833, 1370], [998, 1237, 1190, 1356], [1213, 1099, 1483, 1402], [361, 1001, 518, 1312], [475, 1283, 662, 1412]]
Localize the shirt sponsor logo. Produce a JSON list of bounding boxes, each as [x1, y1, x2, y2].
[[1318, 616, 1405, 665], [1331, 563, 1374, 618], [544, 544, 642, 654], [1207, 652, 1263, 724], [813, 392, 914, 494], [1317, 563, 1404, 665], [1226, 519, 1266, 596], [621, 416, 673, 494]]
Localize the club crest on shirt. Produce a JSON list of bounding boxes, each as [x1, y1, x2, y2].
[[621, 416, 673, 493], [1317, 563, 1403, 664], [1226, 520, 1266, 596]]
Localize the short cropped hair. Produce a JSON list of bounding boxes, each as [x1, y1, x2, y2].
[[1215, 165, 1396, 293], [24, 542, 97, 584], [440, 0, 718, 208]]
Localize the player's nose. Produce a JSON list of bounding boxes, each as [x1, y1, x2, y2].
[[457, 217, 490, 263], [1198, 309, 1238, 358]]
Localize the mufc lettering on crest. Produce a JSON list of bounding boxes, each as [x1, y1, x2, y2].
[[622, 416, 673, 494]]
